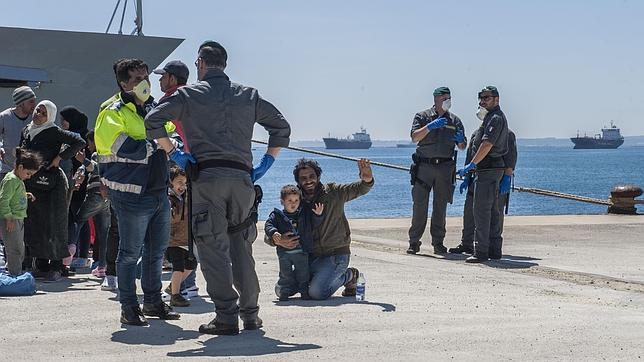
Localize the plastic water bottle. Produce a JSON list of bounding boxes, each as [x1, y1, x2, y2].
[[355, 272, 366, 301]]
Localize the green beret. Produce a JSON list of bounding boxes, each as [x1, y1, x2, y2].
[[478, 85, 499, 97], [433, 86, 451, 96]]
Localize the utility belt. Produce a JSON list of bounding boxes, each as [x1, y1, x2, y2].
[[411, 153, 454, 165], [186, 159, 251, 182]]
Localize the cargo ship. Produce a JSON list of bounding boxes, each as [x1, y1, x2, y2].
[[396, 142, 416, 148], [571, 122, 624, 149], [323, 127, 372, 149]]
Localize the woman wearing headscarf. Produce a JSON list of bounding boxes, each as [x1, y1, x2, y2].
[[59, 106, 92, 271], [20, 100, 86, 282]]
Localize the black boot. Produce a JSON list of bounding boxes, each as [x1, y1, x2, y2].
[[121, 305, 148, 326], [406, 241, 421, 254], [433, 244, 447, 254], [199, 319, 239, 335], [243, 317, 263, 330]]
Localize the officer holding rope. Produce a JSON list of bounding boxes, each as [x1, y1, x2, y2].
[[145, 41, 291, 336]]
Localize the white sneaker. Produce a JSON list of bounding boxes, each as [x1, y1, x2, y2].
[[182, 285, 199, 298], [161, 291, 171, 302], [101, 275, 118, 291]]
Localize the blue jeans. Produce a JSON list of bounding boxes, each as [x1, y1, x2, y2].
[[308, 254, 352, 300], [71, 193, 111, 267], [275, 250, 310, 298], [110, 191, 170, 307]]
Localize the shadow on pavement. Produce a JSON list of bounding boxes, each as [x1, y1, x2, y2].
[[172, 297, 215, 315], [166, 330, 321, 358], [413, 252, 540, 269], [273, 297, 396, 312], [486, 259, 539, 269], [111, 321, 200, 346], [35, 277, 95, 293]]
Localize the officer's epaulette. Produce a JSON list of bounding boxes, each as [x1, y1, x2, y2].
[[108, 101, 123, 111]]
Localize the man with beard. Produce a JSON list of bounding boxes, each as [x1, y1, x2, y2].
[[267, 158, 373, 300], [1, 86, 37, 181]]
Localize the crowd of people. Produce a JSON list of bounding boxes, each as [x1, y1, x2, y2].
[[0, 40, 514, 337]]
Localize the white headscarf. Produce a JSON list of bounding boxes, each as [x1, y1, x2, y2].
[[25, 100, 58, 141]]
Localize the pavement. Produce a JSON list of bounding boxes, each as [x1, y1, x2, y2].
[[1, 215, 644, 361]]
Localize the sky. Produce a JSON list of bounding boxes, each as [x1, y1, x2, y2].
[[3, 0, 644, 140]]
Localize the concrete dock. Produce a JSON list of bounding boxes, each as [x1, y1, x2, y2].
[[1, 215, 643, 361]]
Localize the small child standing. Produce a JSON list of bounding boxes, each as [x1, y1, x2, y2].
[[265, 185, 324, 300], [0, 148, 41, 276], [165, 165, 197, 307]]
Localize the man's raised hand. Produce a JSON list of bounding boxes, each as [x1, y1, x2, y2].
[[358, 158, 373, 183]]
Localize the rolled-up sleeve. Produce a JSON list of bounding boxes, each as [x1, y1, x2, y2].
[[254, 91, 290, 148], [482, 114, 504, 144], [145, 93, 186, 140]]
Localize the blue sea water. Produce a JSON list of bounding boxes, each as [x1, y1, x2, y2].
[[252, 146, 644, 219]]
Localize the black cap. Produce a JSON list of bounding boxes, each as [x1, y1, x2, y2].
[[199, 40, 228, 61], [153, 60, 189, 80]]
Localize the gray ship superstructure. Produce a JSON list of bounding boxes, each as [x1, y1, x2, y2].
[[0, 1, 182, 125], [323, 127, 372, 149], [571, 122, 624, 149]]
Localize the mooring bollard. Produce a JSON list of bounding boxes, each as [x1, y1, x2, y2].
[[608, 185, 644, 215]]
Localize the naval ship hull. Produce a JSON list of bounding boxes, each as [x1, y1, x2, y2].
[[0, 26, 182, 126], [323, 138, 372, 149], [570, 137, 624, 149]]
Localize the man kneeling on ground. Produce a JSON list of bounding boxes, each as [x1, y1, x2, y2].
[[267, 158, 373, 300]]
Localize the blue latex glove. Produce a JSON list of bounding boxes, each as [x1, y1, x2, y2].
[[499, 174, 512, 194], [251, 153, 275, 182], [459, 176, 470, 194], [170, 149, 196, 170], [457, 161, 477, 178], [453, 129, 465, 144], [426, 117, 447, 130]]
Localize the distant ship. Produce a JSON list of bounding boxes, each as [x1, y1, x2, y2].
[[0, 1, 182, 125], [396, 142, 416, 148], [571, 121, 624, 149], [323, 127, 372, 149]]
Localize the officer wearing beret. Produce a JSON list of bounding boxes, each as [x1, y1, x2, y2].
[[407, 86, 466, 254], [457, 86, 509, 263]]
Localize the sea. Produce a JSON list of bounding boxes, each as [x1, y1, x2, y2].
[[252, 145, 644, 219]]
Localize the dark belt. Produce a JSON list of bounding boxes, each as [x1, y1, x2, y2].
[[476, 156, 504, 170], [197, 159, 251, 174], [416, 156, 453, 165]]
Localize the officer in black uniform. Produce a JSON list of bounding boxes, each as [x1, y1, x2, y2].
[[451, 128, 517, 257], [407, 86, 466, 254], [457, 86, 509, 263]]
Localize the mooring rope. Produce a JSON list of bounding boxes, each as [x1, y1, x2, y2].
[[252, 140, 613, 206]]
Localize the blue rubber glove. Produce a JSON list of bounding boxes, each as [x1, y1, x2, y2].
[[499, 174, 512, 194], [426, 117, 447, 130], [457, 161, 477, 178], [170, 149, 196, 170], [459, 176, 470, 194], [453, 129, 465, 144], [251, 153, 275, 182]]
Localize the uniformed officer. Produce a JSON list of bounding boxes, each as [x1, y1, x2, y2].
[[450, 127, 517, 257], [457, 86, 509, 263], [145, 41, 291, 335], [407, 86, 466, 255]]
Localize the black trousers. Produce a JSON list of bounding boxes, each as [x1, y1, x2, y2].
[[105, 206, 120, 276]]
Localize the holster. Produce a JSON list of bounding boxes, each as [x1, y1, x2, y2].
[[228, 185, 264, 234]]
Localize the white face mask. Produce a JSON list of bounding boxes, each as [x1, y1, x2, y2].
[[132, 79, 151, 102], [441, 98, 452, 112], [476, 106, 488, 121]]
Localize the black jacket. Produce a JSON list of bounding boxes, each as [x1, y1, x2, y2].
[[265, 206, 322, 254]]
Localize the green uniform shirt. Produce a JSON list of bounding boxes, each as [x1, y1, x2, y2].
[[0, 171, 28, 219]]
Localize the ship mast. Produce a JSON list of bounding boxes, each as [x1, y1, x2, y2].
[[105, 0, 145, 36]]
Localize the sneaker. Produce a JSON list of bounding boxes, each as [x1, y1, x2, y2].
[[341, 267, 359, 297], [182, 285, 199, 298], [170, 294, 190, 307], [164, 283, 172, 295], [142, 301, 180, 320], [44, 270, 63, 283], [448, 244, 474, 254], [60, 266, 76, 277], [120, 305, 148, 326], [71, 258, 90, 269], [406, 241, 421, 254], [162, 291, 171, 302], [101, 275, 118, 291], [91, 266, 106, 278]]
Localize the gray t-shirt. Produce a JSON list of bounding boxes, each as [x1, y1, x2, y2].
[[0, 108, 32, 173]]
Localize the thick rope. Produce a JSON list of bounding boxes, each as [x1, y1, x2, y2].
[[252, 140, 613, 206]]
